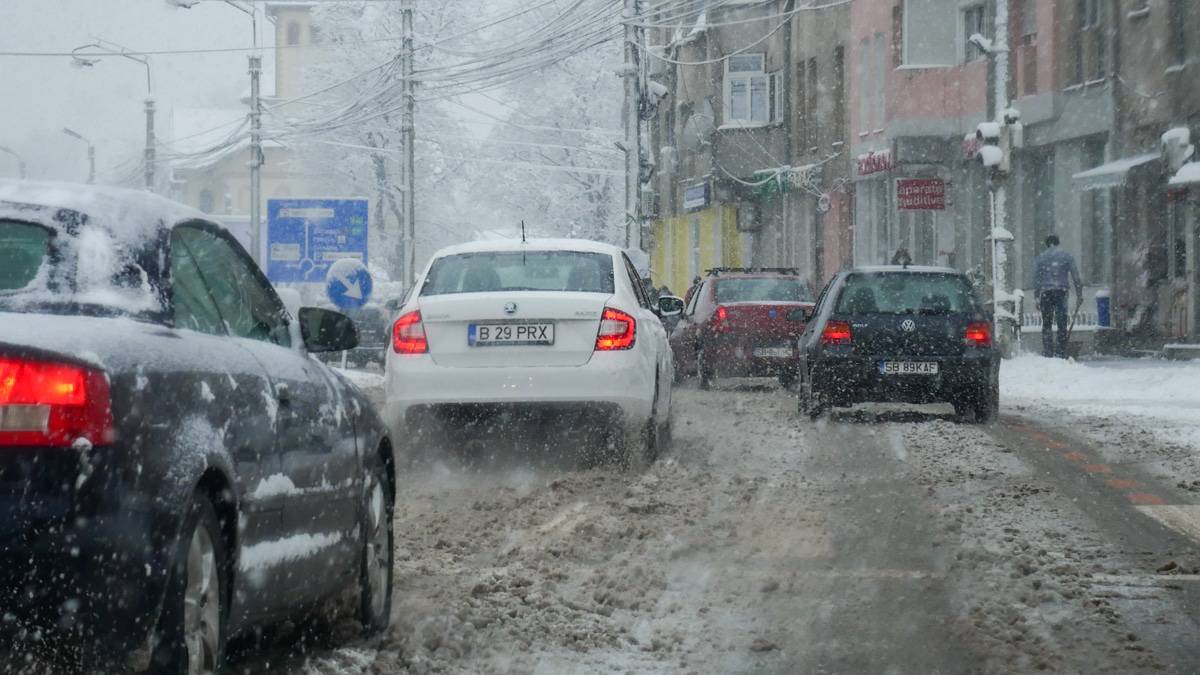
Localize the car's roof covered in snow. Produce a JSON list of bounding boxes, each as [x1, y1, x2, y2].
[[0, 180, 208, 237], [431, 238, 624, 258], [850, 265, 963, 275]]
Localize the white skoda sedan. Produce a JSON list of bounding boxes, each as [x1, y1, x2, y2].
[[384, 239, 675, 464]]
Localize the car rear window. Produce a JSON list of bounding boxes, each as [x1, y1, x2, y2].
[[715, 277, 812, 303], [836, 272, 977, 315], [0, 220, 50, 291], [421, 251, 615, 296]]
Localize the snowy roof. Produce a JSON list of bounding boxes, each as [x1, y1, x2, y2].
[[0, 180, 204, 230], [852, 265, 961, 274], [1072, 153, 1159, 191], [1169, 161, 1200, 187], [432, 238, 625, 258]]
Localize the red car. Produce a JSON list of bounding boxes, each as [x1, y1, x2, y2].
[[670, 268, 816, 389]]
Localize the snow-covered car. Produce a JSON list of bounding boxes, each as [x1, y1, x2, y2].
[[0, 181, 395, 671], [385, 238, 674, 464]]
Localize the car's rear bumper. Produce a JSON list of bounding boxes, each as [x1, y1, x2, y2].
[[385, 351, 655, 432], [1, 449, 171, 665], [811, 353, 997, 405], [703, 335, 800, 377]]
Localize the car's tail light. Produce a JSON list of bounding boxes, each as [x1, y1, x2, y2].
[[0, 356, 114, 447], [595, 307, 636, 351], [392, 311, 428, 354], [965, 321, 992, 348], [713, 305, 730, 332], [820, 320, 853, 345]]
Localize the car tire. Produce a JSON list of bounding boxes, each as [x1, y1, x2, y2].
[[798, 371, 829, 420], [779, 367, 799, 390], [150, 493, 228, 675], [974, 385, 999, 424], [359, 460, 394, 636]]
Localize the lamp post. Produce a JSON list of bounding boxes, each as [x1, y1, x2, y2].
[[0, 145, 26, 179], [70, 40, 155, 191], [62, 128, 96, 184], [167, 0, 265, 265]]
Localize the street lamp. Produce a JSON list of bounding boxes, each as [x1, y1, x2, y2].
[[167, 0, 265, 264], [69, 40, 156, 191], [0, 145, 26, 179], [62, 128, 96, 184]]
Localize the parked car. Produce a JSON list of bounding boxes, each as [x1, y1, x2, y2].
[[669, 268, 815, 389], [796, 265, 1000, 421], [385, 238, 674, 465], [0, 181, 395, 671], [315, 303, 391, 369]]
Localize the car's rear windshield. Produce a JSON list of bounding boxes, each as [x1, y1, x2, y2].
[[836, 272, 977, 315], [0, 220, 50, 291], [421, 250, 615, 296], [715, 277, 812, 303]]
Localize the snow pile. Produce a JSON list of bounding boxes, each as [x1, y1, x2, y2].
[[1001, 355, 1200, 450]]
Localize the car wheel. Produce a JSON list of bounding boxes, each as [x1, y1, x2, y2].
[[359, 461, 394, 636], [779, 367, 799, 390], [974, 385, 999, 424], [797, 370, 828, 420], [151, 494, 227, 675], [697, 349, 715, 390]]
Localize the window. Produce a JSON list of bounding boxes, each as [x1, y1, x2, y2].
[[420, 251, 616, 295], [1168, 0, 1187, 66], [1020, 0, 1038, 43], [715, 277, 813, 303], [723, 53, 782, 126], [903, 0, 958, 67], [172, 225, 291, 347], [796, 59, 809, 148], [806, 58, 819, 148], [622, 255, 652, 309], [891, 4, 904, 68], [169, 232, 224, 335], [835, 272, 977, 315], [1073, 0, 1105, 83], [962, 4, 992, 63], [286, 21, 301, 46], [0, 220, 50, 291]]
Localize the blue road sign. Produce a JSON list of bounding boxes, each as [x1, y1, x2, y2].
[[266, 198, 368, 283], [325, 258, 373, 310]]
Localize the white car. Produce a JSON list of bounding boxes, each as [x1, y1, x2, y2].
[[384, 238, 676, 464]]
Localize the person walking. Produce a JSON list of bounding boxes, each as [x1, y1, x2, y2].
[[1032, 234, 1083, 358]]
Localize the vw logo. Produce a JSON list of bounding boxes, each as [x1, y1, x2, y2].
[[900, 319, 916, 332], [503, 302, 518, 315]]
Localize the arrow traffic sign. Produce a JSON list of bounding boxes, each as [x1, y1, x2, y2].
[[325, 258, 373, 310]]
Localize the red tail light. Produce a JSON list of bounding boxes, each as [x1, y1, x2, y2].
[[392, 310, 428, 354], [595, 307, 636, 351], [820, 320, 853, 345], [713, 305, 730, 332], [0, 356, 114, 447], [965, 321, 992, 348]]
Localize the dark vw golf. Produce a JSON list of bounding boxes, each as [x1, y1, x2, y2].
[[0, 182, 395, 672], [796, 266, 999, 422]]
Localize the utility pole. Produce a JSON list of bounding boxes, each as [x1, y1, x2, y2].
[[249, 53, 263, 265], [144, 97, 156, 190], [0, 146, 26, 179], [622, 0, 643, 250], [62, 128, 95, 184], [401, 2, 417, 285], [990, 0, 1011, 344]]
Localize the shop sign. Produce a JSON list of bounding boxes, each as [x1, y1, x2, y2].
[[684, 182, 710, 211], [857, 150, 895, 176], [896, 178, 946, 210]]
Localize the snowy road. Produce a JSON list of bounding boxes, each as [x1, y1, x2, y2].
[[225, 378, 1200, 673]]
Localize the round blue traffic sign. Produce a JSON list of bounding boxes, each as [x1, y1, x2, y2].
[[325, 259, 373, 310]]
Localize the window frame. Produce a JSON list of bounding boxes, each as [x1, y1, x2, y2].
[[961, 3, 991, 64], [722, 53, 783, 128]]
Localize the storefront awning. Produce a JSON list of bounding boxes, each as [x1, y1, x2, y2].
[[1071, 153, 1160, 191], [1169, 161, 1200, 187]]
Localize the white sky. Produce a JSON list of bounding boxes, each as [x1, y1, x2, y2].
[[0, 0, 276, 183]]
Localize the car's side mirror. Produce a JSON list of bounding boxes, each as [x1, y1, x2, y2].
[[788, 306, 814, 322], [299, 307, 358, 353], [657, 295, 685, 317]]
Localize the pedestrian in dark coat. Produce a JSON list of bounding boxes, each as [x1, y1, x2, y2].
[[1032, 235, 1083, 358]]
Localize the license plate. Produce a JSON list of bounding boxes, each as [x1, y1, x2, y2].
[[753, 346, 792, 358], [468, 322, 554, 346], [879, 361, 939, 375]]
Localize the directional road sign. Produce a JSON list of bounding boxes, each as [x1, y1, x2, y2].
[[325, 258, 373, 310], [266, 198, 368, 283]]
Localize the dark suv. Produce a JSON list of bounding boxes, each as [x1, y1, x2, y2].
[[796, 266, 999, 421]]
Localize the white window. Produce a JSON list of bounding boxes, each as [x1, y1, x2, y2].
[[903, 0, 957, 67], [723, 53, 783, 126], [962, 4, 992, 63]]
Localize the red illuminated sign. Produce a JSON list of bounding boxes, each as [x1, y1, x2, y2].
[[856, 150, 894, 176]]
